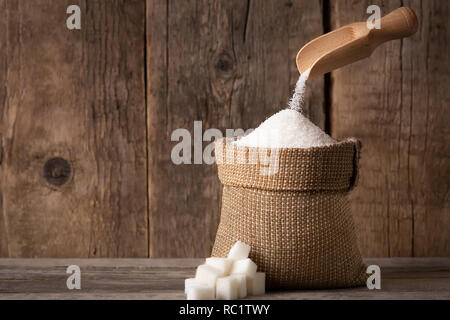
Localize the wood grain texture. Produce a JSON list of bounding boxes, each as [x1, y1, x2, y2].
[[0, 0, 148, 257], [330, 0, 450, 257], [1, 258, 449, 299], [147, 0, 325, 258]]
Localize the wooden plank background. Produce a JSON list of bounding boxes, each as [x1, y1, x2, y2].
[[0, 0, 448, 258], [0, 0, 148, 257], [147, 0, 324, 257], [330, 0, 450, 257]]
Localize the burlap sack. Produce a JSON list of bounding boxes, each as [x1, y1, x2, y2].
[[212, 137, 366, 289]]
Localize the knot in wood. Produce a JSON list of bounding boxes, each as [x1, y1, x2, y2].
[[43, 157, 71, 186], [215, 54, 234, 73]]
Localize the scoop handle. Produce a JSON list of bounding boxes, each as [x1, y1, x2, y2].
[[374, 7, 418, 41]]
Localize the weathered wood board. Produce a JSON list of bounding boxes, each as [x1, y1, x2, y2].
[[0, 0, 449, 259], [147, 0, 325, 257], [330, 0, 450, 256], [0, 0, 148, 257], [0, 258, 449, 299]]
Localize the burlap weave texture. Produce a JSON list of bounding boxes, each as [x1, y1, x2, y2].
[[212, 138, 366, 289]]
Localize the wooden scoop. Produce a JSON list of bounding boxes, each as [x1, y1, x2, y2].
[[296, 7, 418, 78]]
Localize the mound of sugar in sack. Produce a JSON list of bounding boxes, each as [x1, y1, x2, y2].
[[234, 70, 336, 149], [234, 108, 336, 148]]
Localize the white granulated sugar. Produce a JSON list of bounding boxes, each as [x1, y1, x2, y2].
[[234, 109, 336, 148], [288, 68, 311, 113], [234, 69, 336, 149]]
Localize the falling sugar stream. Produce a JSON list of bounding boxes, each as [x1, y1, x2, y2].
[[288, 68, 311, 113]]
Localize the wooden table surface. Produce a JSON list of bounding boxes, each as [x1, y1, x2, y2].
[[0, 258, 449, 300]]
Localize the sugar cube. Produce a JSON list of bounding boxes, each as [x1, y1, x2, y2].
[[247, 272, 265, 296], [195, 264, 222, 286], [230, 274, 247, 298], [230, 258, 257, 278], [227, 241, 251, 260], [186, 285, 215, 300], [185, 278, 213, 294], [185, 278, 197, 294], [185, 242, 267, 300], [216, 276, 238, 300], [205, 257, 233, 276]]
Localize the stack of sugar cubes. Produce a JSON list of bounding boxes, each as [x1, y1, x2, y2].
[[185, 241, 265, 300]]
